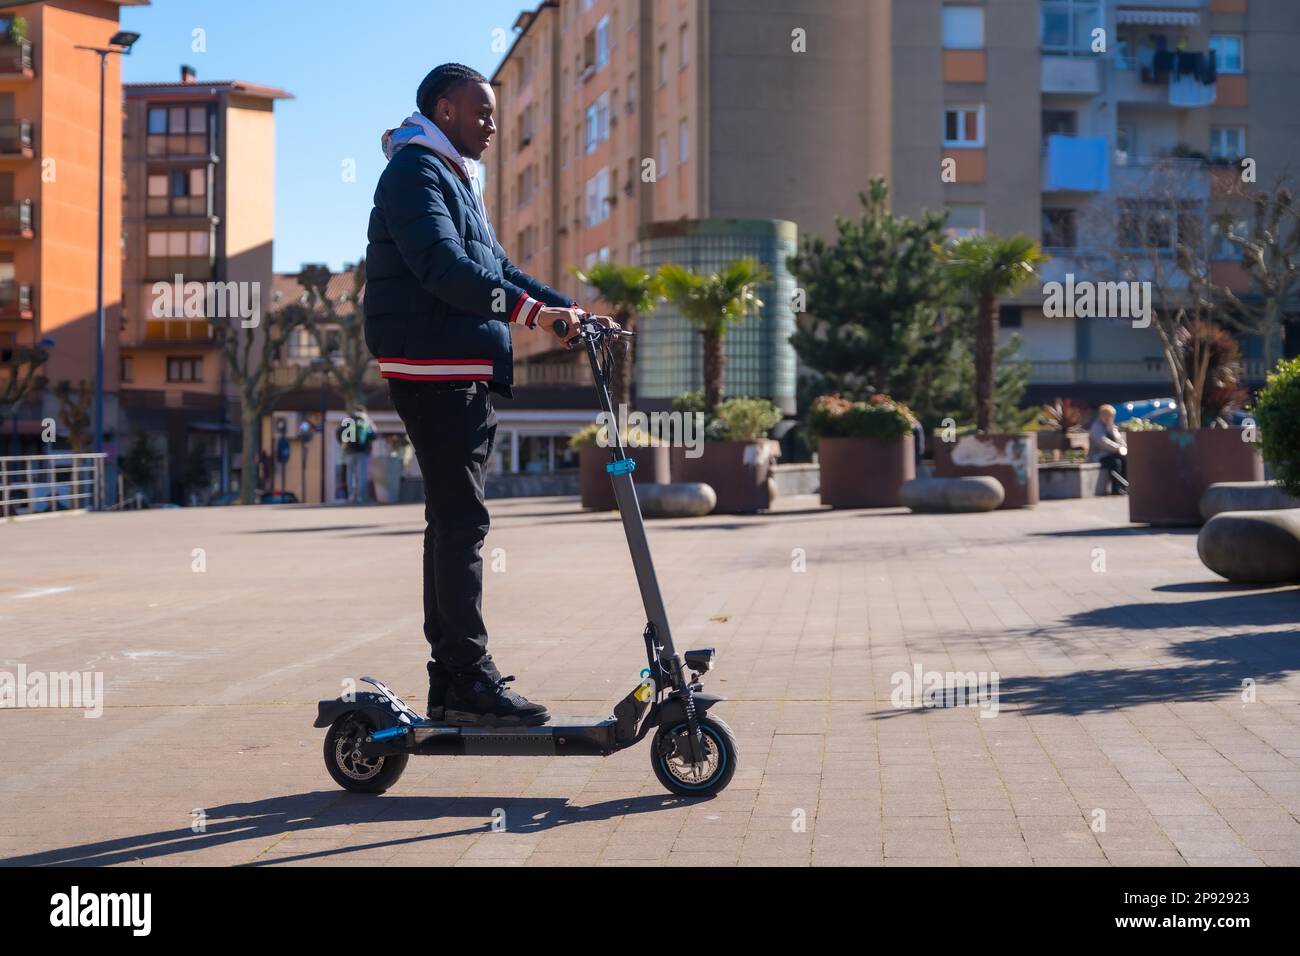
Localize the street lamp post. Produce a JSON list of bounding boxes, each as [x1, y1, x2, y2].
[[75, 31, 139, 462]]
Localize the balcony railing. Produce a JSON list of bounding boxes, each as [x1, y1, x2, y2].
[[0, 119, 33, 156], [513, 360, 593, 387], [0, 199, 33, 237], [0, 281, 32, 318], [0, 39, 33, 77]]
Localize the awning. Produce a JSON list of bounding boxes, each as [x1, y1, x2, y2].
[[1117, 9, 1201, 26]]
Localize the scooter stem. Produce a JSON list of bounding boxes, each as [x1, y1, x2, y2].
[[560, 317, 679, 667]]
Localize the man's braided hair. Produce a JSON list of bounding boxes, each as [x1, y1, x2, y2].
[[417, 63, 488, 120]]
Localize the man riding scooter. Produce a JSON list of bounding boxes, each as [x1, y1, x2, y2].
[[363, 63, 619, 727]]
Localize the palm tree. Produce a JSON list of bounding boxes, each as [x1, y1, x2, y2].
[[657, 258, 769, 414], [947, 235, 1048, 433], [572, 261, 659, 411]]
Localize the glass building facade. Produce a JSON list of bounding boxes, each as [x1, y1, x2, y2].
[[636, 219, 798, 415]]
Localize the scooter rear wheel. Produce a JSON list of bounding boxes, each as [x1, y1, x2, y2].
[[323, 713, 409, 794], [652, 715, 737, 797]]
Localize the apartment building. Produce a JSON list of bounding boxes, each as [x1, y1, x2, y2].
[[487, 0, 799, 465], [118, 67, 291, 503], [490, 0, 1300, 423], [0, 0, 146, 452]]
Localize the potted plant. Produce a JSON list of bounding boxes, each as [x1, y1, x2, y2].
[[670, 394, 782, 513], [1035, 398, 1090, 458], [930, 234, 1047, 508], [570, 422, 668, 511], [1254, 356, 1300, 498], [656, 257, 768, 414], [1125, 321, 1261, 524], [808, 394, 917, 508]]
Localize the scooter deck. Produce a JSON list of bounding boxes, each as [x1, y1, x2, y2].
[[348, 677, 621, 757]]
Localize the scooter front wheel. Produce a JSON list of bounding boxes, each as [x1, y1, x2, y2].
[[651, 715, 737, 798], [323, 713, 409, 794]]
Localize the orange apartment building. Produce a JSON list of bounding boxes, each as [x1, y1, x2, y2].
[[0, 0, 145, 453], [118, 67, 291, 503]]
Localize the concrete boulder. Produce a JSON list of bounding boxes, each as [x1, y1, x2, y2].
[[1199, 481, 1300, 521], [637, 482, 716, 518], [1197, 509, 1300, 584], [900, 476, 1004, 513]]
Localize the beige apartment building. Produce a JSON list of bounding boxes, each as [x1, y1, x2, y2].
[[489, 0, 1299, 420], [118, 67, 291, 502]]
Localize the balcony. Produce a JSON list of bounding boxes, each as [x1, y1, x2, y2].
[[0, 119, 33, 158], [1042, 135, 1110, 193], [1041, 56, 1101, 95], [0, 40, 33, 78], [0, 199, 33, 238], [1113, 157, 1210, 200], [1113, 53, 1216, 107], [0, 281, 31, 319], [1028, 359, 1171, 387]]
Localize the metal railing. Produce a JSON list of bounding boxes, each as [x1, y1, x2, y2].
[[0, 453, 106, 518]]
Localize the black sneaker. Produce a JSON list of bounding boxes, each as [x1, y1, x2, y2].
[[444, 657, 550, 727], [426, 660, 451, 721]]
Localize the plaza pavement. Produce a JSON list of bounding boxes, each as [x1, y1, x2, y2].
[[1, 492, 1297, 867]]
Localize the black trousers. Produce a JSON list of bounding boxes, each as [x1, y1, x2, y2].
[[388, 379, 497, 674], [1099, 453, 1126, 493]]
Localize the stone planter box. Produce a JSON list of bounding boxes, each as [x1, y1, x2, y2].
[[1039, 461, 1108, 500], [671, 439, 780, 514], [1128, 429, 1263, 526], [817, 435, 915, 508], [933, 432, 1038, 508], [578, 444, 670, 510]]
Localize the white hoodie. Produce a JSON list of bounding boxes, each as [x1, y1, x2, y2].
[[381, 111, 497, 248]]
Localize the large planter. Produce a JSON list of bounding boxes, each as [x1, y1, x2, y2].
[[671, 439, 780, 514], [933, 432, 1038, 508], [1128, 428, 1264, 526], [577, 444, 670, 510], [818, 435, 915, 508]]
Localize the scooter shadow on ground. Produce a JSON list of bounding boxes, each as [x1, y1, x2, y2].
[[0, 791, 686, 868]]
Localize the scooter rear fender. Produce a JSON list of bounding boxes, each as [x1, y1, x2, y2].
[[314, 692, 408, 730]]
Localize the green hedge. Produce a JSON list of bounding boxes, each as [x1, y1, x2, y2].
[[1255, 357, 1300, 497]]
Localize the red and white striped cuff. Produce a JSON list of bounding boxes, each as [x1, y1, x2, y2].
[[509, 294, 544, 329]]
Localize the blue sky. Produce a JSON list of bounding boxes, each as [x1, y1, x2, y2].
[[119, 0, 528, 273]]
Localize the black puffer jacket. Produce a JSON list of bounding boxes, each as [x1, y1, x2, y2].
[[364, 143, 573, 395]]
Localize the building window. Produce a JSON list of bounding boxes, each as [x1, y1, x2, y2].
[[146, 104, 211, 157], [1119, 199, 1203, 253], [120, 356, 133, 384], [942, 6, 984, 50], [585, 168, 610, 226], [1116, 123, 1137, 160], [147, 229, 212, 279], [658, 44, 668, 87], [1041, 109, 1077, 150], [1209, 35, 1244, 74], [166, 357, 202, 383], [657, 134, 668, 179], [596, 15, 610, 68], [943, 105, 984, 147], [999, 305, 1023, 328], [679, 24, 690, 67], [146, 167, 208, 216], [1041, 208, 1077, 249], [944, 204, 984, 240], [626, 72, 636, 113], [585, 92, 609, 153], [1210, 126, 1246, 162], [1041, 0, 1101, 55], [1210, 216, 1249, 261], [679, 119, 689, 164]]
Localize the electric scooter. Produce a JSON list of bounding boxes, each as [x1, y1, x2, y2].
[[314, 315, 737, 798]]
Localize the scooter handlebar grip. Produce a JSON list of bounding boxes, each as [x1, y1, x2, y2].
[[552, 318, 568, 338]]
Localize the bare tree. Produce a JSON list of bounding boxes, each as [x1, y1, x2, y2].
[[0, 344, 49, 444], [211, 282, 319, 505], [299, 260, 378, 415]]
